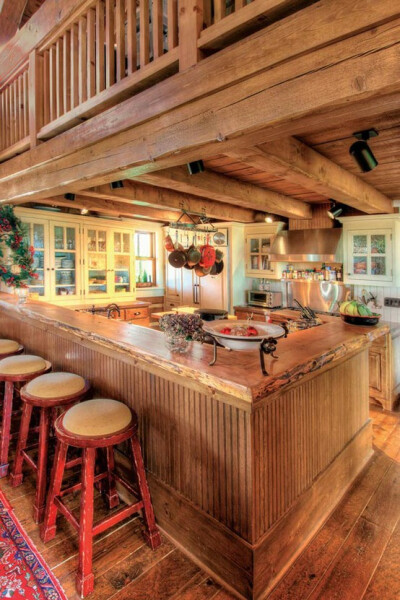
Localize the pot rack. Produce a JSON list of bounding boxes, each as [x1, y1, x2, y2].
[[168, 209, 217, 233]]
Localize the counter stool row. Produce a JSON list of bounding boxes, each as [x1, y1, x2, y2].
[[0, 338, 160, 597]]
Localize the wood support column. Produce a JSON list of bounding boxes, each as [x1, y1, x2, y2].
[[179, 0, 204, 71]]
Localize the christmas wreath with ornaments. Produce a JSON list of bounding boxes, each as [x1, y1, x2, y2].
[[0, 205, 37, 288]]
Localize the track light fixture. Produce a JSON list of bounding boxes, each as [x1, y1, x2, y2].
[[80, 208, 89, 215], [187, 160, 205, 175], [327, 202, 343, 220], [64, 193, 75, 201], [349, 129, 379, 172], [110, 180, 124, 189]]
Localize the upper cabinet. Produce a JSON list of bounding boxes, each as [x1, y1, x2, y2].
[[244, 223, 285, 279], [17, 208, 162, 304], [340, 215, 400, 286]]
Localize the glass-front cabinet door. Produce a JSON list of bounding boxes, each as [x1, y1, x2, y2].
[[23, 220, 48, 298], [51, 222, 80, 299], [347, 230, 392, 282], [113, 231, 133, 295], [246, 235, 275, 276], [86, 228, 109, 296]]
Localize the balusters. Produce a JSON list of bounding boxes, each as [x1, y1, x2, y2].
[[56, 38, 64, 117], [213, 0, 225, 22], [96, 0, 106, 93], [105, 0, 115, 88], [63, 31, 71, 113], [140, 0, 150, 67], [49, 45, 57, 121], [70, 23, 79, 109], [126, 0, 137, 74], [87, 8, 96, 97], [115, 0, 126, 81], [78, 16, 88, 103], [152, 0, 164, 60], [167, 0, 178, 50]]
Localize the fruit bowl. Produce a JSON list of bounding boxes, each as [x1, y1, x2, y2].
[[340, 314, 381, 326], [202, 320, 286, 351]]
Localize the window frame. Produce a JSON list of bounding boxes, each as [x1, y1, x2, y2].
[[134, 230, 157, 286]]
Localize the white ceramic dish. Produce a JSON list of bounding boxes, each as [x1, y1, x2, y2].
[[202, 320, 286, 351]]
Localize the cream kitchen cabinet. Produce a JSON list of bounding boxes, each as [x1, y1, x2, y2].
[[244, 223, 285, 279], [17, 208, 141, 304], [339, 215, 400, 286]]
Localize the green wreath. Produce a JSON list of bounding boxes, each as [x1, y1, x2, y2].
[[0, 205, 37, 288]]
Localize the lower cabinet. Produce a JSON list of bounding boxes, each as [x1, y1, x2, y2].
[[369, 332, 399, 411], [123, 306, 150, 326], [235, 309, 267, 322]]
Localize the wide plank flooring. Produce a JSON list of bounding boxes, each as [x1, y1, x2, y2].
[[0, 406, 399, 600]]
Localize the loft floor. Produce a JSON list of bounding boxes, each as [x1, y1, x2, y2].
[[0, 405, 399, 600]]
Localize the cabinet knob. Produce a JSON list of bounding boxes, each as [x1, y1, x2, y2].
[[133, 311, 141, 316]]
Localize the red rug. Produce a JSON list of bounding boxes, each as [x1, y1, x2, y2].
[[0, 489, 67, 599]]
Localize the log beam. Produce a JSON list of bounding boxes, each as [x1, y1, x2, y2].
[[132, 166, 312, 219], [0, 0, 27, 48], [226, 138, 393, 214], [79, 181, 256, 222]]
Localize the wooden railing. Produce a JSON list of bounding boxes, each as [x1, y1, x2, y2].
[[0, 64, 30, 160], [0, 0, 266, 159]]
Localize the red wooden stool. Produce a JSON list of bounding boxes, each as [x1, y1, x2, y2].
[[41, 398, 161, 597], [0, 339, 24, 359], [0, 355, 51, 478], [10, 372, 90, 523]]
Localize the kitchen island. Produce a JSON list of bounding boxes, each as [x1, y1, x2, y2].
[[0, 294, 388, 600]]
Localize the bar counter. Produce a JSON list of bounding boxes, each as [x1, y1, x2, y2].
[[0, 294, 387, 600]]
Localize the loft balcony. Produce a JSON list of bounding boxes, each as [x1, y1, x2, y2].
[[0, 0, 314, 163]]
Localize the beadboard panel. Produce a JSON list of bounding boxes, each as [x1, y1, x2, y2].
[[0, 311, 253, 541], [252, 350, 369, 540]]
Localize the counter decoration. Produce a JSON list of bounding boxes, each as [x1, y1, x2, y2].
[[160, 313, 203, 353], [0, 205, 37, 294], [339, 300, 381, 325]]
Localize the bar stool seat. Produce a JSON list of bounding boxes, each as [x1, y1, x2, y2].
[[10, 372, 90, 523], [0, 339, 23, 358], [41, 399, 161, 597], [0, 355, 51, 477]]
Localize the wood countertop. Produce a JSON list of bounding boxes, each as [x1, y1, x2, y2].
[[0, 294, 389, 407], [70, 300, 151, 310]]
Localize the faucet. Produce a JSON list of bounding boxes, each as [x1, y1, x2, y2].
[[106, 303, 121, 319]]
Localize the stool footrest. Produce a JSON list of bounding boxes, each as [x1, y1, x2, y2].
[[65, 456, 82, 469], [92, 500, 144, 537], [59, 471, 108, 498], [21, 450, 38, 472], [113, 472, 138, 499], [54, 497, 80, 531]]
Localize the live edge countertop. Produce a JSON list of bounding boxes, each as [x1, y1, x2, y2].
[[0, 294, 389, 408]]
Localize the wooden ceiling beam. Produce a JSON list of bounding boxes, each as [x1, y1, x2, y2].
[[0, 0, 399, 184], [132, 167, 311, 219], [226, 138, 393, 214], [79, 181, 256, 222], [19, 195, 188, 222], [0, 0, 27, 48]]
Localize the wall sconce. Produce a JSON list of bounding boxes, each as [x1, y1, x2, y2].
[[349, 129, 379, 172]]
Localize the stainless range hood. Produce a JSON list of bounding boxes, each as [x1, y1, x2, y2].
[[269, 228, 343, 262]]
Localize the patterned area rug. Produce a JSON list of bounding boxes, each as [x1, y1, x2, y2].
[[0, 489, 67, 599]]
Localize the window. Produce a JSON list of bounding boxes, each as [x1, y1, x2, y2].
[[134, 231, 156, 286]]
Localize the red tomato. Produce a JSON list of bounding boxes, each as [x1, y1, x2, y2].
[[246, 326, 259, 336], [220, 327, 232, 335]]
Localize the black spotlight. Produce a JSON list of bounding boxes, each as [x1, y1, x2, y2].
[[187, 160, 204, 175], [110, 180, 124, 189], [327, 202, 343, 220], [64, 193, 75, 201], [349, 129, 379, 172]]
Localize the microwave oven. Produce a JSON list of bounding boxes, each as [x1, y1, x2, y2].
[[247, 290, 283, 308]]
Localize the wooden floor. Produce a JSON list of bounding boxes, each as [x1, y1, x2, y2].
[[0, 405, 399, 600]]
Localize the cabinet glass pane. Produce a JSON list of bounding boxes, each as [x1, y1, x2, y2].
[[88, 230, 96, 251], [371, 257, 386, 276], [250, 238, 259, 253], [352, 235, 367, 254], [54, 226, 64, 249], [122, 233, 130, 254], [30, 251, 45, 295], [33, 224, 44, 248], [98, 231, 107, 252], [261, 255, 270, 270], [66, 227, 75, 250], [250, 255, 259, 270], [115, 255, 131, 292], [55, 251, 76, 296], [114, 232, 121, 253], [88, 252, 107, 294], [353, 256, 367, 275], [261, 238, 270, 253], [371, 234, 386, 254]]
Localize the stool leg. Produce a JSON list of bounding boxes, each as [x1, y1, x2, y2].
[[0, 381, 14, 477], [40, 440, 67, 543], [10, 402, 33, 487], [76, 447, 95, 598], [33, 407, 50, 524], [105, 447, 119, 509], [130, 436, 161, 550]]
